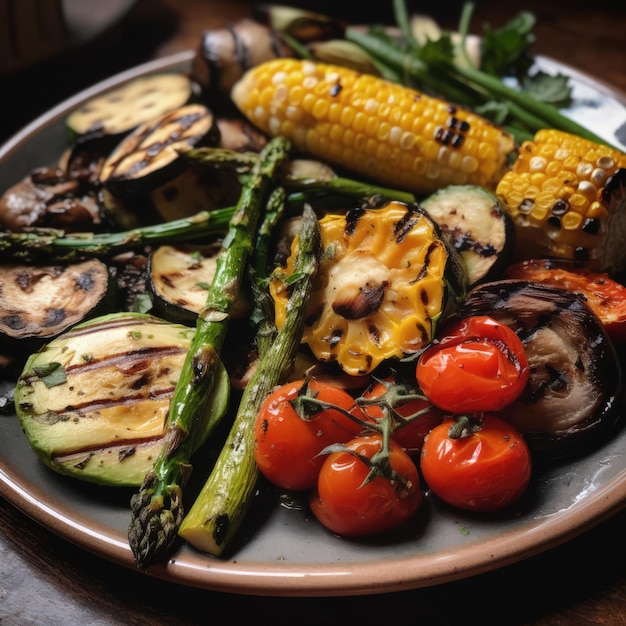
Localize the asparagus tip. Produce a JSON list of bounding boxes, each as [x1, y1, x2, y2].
[[128, 481, 184, 568]]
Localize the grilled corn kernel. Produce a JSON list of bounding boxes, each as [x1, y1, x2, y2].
[[232, 59, 515, 195], [270, 201, 466, 376], [496, 129, 626, 271]]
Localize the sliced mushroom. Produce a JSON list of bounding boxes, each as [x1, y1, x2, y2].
[[0, 166, 102, 232]]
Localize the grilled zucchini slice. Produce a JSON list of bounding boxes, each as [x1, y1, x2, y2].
[[66, 73, 196, 144], [99, 103, 220, 197], [148, 243, 250, 324], [421, 185, 515, 286], [14, 312, 230, 487], [0, 259, 116, 354]]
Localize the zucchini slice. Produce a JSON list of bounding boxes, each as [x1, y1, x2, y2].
[[66, 73, 196, 144], [148, 243, 250, 324], [14, 312, 230, 487], [99, 104, 220, 198], [421, 185, 515, 286], [0, 259, 116, 354]]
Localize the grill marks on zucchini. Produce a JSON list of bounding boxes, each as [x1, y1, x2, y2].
[[99, 104, 220, 197], [148, 244, 249, 324], [15, 313, 196, 486], [420, 185, 515, 286]]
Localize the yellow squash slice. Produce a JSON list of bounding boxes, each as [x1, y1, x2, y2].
[[270, 200, 467, 375]]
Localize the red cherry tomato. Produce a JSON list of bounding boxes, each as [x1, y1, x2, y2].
[[420, 414, 532, 512], [505, 258, 626, 342], [254, 379, 366, 491], [416, 315, 529, 413], [310, 434, 423, 537], [361, 380, 444, 455]]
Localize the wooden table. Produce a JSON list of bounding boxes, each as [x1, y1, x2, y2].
[[1, 1, 626, 623]]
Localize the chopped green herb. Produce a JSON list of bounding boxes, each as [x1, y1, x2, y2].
[[132, 293, 153, 314], [33, 362, 67, 388]]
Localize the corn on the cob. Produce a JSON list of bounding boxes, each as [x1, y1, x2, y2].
[[231, 58, 515, 196], [270, 200, 467, 376], [496, 129, 626, 272]]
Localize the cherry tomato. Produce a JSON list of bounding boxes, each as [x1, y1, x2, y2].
[[505, 258, 626, 342], [420, 414, 532, 512], [361, 380, 444, 455], [254, 379, 366, 491], [416, 315, 529, 413], [310, 434, 423, 537]]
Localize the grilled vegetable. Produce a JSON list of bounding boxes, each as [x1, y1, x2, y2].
[[460, 280, 623, 462], [344, 4, 614, 147], [270, 200, 467, 376], [13, 313, 230, 487], [0, 259, 115, 354], [0, 172, 413, 264], [421, 185, 515, 286], [0, 166, 103, 233], [128, 136, 291, 567], [231, 58, 516, 195], [148, 243, 250, 325], [99, 104, 220, 198], [505, 258, 626, 343], [191, 18, 293, 100], [148, 166, 242, 222], [495, 129, 626, 272], [66, 73, 196, 144], [0, 204, 236, 263], [179, 204, 321, 557], [216, 117, 268, 152], [146, 118, 268, 222]]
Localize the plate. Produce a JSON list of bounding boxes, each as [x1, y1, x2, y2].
[[1, 51, 626, 598]]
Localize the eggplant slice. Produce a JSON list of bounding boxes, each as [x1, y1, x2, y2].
[[0, 258, 116, 355], [99, 103, 220, 198], [66, 73, 196, 144], [460, 279, 624, 462]]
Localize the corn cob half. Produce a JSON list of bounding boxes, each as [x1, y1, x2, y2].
[[496, 129, 626, 273], [231, 58, 515, 196]]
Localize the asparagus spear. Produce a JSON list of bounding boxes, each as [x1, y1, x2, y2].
[[0, 207, 235, 262], [127, 136, 291, 567], [184, 146, 416, 206], [0, 165, 413, 263], [178, 203, 321, 557]]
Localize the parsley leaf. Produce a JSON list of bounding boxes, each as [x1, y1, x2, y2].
[[480, 10, 536, 79], [522, 70, 573, 107], [33, 362, 67, 388]]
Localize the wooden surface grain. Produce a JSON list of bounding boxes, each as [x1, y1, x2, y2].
[[1, 1, 626, 624]]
